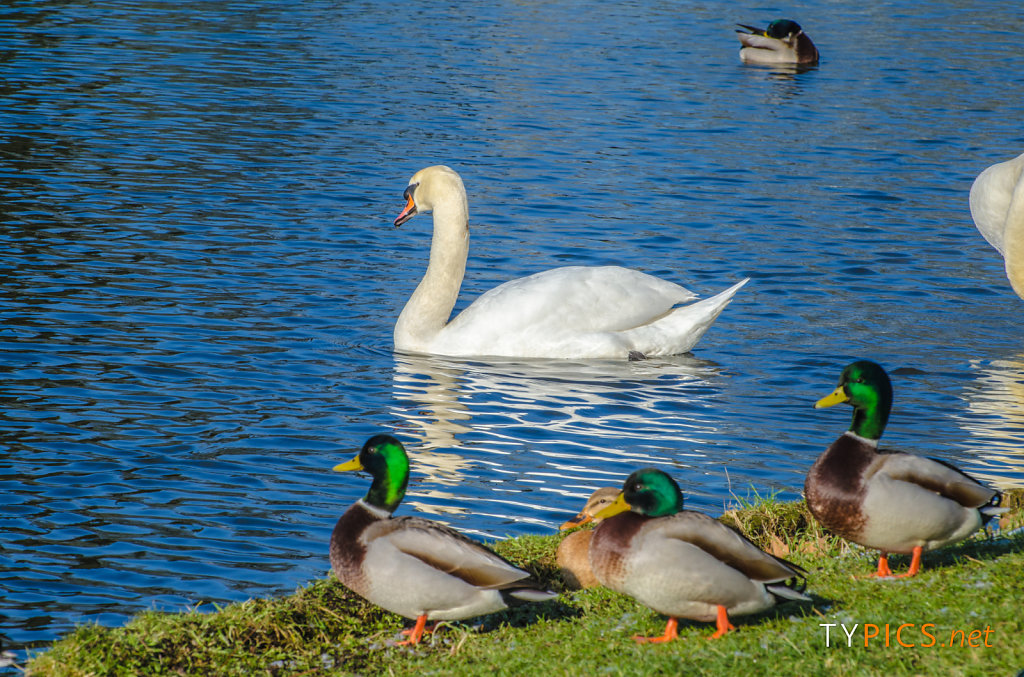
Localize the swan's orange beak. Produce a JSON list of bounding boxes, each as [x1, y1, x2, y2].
[[394, 192, 417, 227]]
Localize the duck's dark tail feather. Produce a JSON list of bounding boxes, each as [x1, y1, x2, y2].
[[981, 491, 1009, 525]]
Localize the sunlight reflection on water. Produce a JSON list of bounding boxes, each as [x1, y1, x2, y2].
[[4, 0, 1024, 656], [390, 352, 725, 533], [958, 356, 1024, 488]]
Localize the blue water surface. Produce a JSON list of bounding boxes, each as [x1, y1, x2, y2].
[[2, 0, 1023, 661]]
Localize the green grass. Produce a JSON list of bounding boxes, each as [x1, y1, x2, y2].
[[25, 492, 1024, 676]]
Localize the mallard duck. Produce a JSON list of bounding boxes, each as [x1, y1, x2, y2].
[[806, 360, 1005, 578], [589, 468, 809, 643], [392, 165, 748, 359], [736, 20, 819, 66], [556, 487, 619, 589], [970, 151, 1024, 300], [330, 434, 556, 645]]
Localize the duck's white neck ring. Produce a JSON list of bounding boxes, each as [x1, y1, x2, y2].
[[357, 498, 394, 519], [843, 430, 880, 448]]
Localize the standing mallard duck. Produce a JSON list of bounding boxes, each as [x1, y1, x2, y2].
[[806, 360, 1005, 578], [736, 19, 819, 66], [556, 487, 619, 589], [589, 468, 809, 643], [330, 434, 556, 645]]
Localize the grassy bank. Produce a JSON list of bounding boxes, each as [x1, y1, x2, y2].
[[26, 492, 1024, 676]]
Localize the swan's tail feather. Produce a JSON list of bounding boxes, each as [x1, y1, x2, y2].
[[621, 278, 748, 357]]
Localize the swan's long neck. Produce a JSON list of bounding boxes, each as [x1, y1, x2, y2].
[[1004, 165, 1024, 300], [394, 189, 469, 351]]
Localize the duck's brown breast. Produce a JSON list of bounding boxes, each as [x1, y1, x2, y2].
[[589, 512, 646, 589], [329, 502, 379, 595], [805, 434, 874, 540]]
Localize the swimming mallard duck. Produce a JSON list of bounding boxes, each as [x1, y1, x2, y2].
[[589, 468, 810, 643], [556, 487, 619, 589], [736, 19, 819, 66], [330, 434, 556, 644], [806, 360, 1005, 578]]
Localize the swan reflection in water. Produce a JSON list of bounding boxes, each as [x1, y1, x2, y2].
[[958, 356, 1024, 489], [390, 352, 726, 530]]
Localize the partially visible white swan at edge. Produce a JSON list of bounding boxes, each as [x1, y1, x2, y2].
[[970, 151, 1024, 300], [391, 165, 748, 360]]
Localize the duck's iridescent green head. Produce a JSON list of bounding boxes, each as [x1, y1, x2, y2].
[[766, 19, 802, 39], [815, 360, 893, 441], [594, 468, 684, 520], [334, 434, 410, 513]]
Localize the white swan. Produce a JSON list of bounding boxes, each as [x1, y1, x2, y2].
[[391, 165, 748, 360], [970, 152, 1024, 300]]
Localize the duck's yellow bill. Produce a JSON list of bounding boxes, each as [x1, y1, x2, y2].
[[815, 386, 849, 409], [593, 492, 630, 520], [333, 456, 364, 472]]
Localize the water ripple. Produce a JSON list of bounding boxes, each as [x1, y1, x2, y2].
[[3, 0, 1024, 658]]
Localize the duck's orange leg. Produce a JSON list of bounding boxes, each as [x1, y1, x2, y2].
[[891, 546, 923, 579], [865, 551, 894, 578], [404, 620, 440, 636], [396, 615, 433, 645], [633, 617, 678, 644], [709, 605, 736, 639]]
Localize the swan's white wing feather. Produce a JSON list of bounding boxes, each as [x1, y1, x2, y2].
[[442, 265, 692, 342], [969, 154, 1024, 254], [970, 152, 1024, 300], [432, 269, 744, 358], [619, 278, 748, 356]]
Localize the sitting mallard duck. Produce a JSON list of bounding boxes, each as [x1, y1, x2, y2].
[[556, 487, 619, 589], [806, 360, 1005, 578], [589, 468, 810, 643], [330, 434, 556, 645], [736, 19, 819, 66]]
